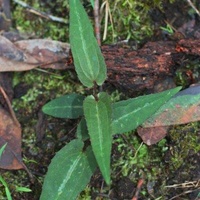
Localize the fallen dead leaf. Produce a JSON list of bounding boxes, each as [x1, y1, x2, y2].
[[0, 106, 23, 169], [15, 39, 70, 69], [0, 56, 37, 72], [137, 126, 169, 145], [0, 35, 38, 63], [0, 36, 70, 72]]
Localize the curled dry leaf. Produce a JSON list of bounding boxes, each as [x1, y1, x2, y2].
[[0, 35, 70, 72], [15, 39, 70, 69], [0, 56, 38, 72], [0, 106, 23, 169], [0, 35, 38, 72], [0, 35, 24, 61], [0, 35, 38, 63]]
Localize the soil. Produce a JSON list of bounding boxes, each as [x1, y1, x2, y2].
[[0, 0, 200, 200]]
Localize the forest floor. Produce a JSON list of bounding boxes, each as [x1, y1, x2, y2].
[[0, 0, 200, 200]]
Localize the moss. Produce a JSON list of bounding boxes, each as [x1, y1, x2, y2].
[[13, 70, 84, 114], [109, 122, 200, 198], [11, 0, 177, 44], [112, 132, 168, 187], [102, 0, 176, 43], [12, 0, 69, 41], [0, 170, 32, 199], [175, 58, 200, 87], [77, 186, 92, 200], [168, 122, 200, 170]]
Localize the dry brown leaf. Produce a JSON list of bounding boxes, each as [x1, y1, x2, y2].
[[0, 35, 24, 61], [137, 126, 169, 146], [0, 56, 38, 72], [0, 106, 23, 169], [0, 36, 70, 72], [15, 39, 70, 69], [0, 35, 38, 63]]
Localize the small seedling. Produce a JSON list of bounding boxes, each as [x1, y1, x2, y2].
[[160, 23, 174, 34]]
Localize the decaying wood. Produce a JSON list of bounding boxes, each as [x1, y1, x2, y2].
[[103, 41, 176, 95], [101, 39, 200, 95]]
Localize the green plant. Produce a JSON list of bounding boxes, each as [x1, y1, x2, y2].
[[160, 23, 174, 34], [0, 175, 12, 200], [0, 143, 6, 159], [0, 175, 32, 200], [0, 144, 12, 200], [39, 1, 181, 199]]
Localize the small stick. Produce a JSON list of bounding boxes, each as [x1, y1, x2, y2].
[[0, 86, 20, 127], [13, 0, 68, 24], [186, 0, 200, 17], [132, 179, 144, 200], [94, 0, 101, 45]]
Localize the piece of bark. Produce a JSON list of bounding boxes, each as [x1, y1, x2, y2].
[[103, 41, 177, 95], [176, 39, 200, 55], [102, 39, 200, 95]]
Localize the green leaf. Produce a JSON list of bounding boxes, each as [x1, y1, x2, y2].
[[90, 0, 94, 8], [42, 93, 85, 119], [76, 118, 90, 141], [5, 187, 12, 200], [15, 187, 32, 193], [112, 87, 182, 134], [69, 0, 107, 88], [0, 176, 12, 200], [0, 143, 7, 159], [40, 139, 97, 200], [83, 92, 112, 184]]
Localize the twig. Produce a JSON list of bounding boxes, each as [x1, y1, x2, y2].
[[186, 0, 200, 17], [132, 178, 144, 200], [0, 86, 20, 127], [94, 0, 101, 45], [12, 0, 68, 24], [168, 188, 200, 200], [166, 180, 200, 200], [165, 180, 200, 189]]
